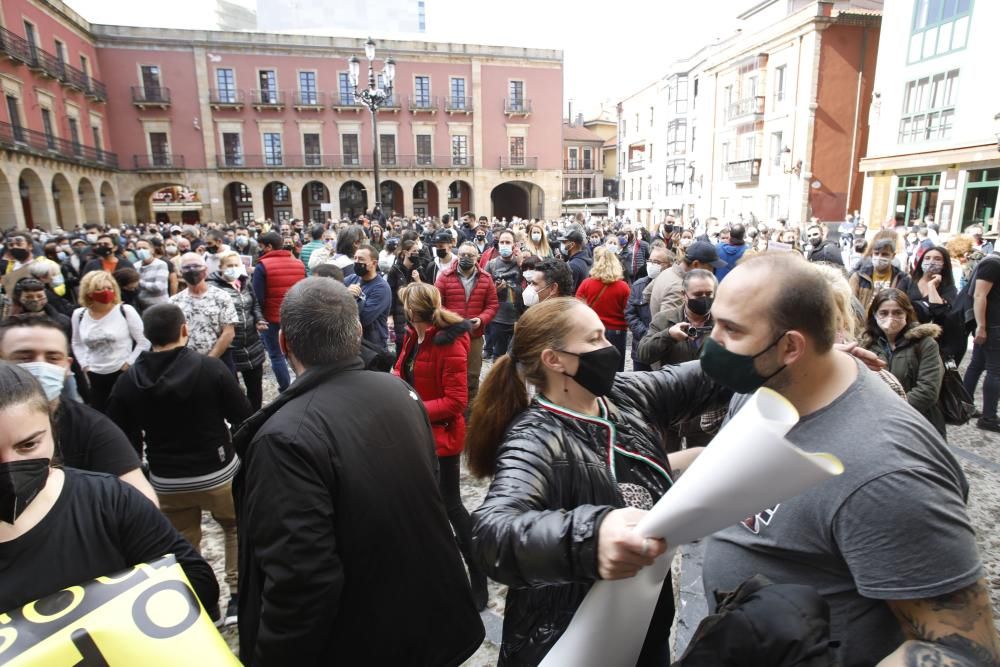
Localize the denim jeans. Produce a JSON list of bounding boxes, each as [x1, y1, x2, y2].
[[261, 322, 291, 392]]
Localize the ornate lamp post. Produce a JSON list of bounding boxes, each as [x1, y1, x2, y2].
[[348, 38, 395, 214]]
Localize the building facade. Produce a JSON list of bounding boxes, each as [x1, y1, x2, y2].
[[561, 116, 607, 216], [255, 0, 426, 35], [859, 0, 999, 233], [0, 0, 563, 230]]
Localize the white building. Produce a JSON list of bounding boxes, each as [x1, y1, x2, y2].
[[859, 0, 1000, 233], [255, 0, 425, 34], [616, 80, 660, 225]]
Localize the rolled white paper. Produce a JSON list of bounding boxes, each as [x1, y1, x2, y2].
[[540, 388, 843, 667]]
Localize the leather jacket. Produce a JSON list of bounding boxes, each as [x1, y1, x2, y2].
[[471, 362, 730, 665]]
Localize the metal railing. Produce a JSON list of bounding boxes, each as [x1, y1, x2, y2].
[[628, 159, 646, 172], [294, 91, 325, 107], [725, 158, 761, 184], [251, 89, 286, 106], [445, 96, 472, 112], [214, 153, 474, 169], [209, 89, 245, 106], [500, 156, 537, 170], [564, 159, 595, 172], [0, 120, 118, 169], [331, 94, 360, 109], [408, 95, 438, 112], [726, 95, 765, 121], [133, 154, 186, 169], [132, 85, 171, 105], [504, 98, 532, 114], [0, 28, 107, 101]]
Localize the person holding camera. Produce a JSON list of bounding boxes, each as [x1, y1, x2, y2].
[[636, 269, 720, 451]]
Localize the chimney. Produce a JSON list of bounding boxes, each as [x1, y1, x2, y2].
[[568, 99, 573, 125], [576, 112, 584, 126]]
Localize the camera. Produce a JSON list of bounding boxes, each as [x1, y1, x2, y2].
[[687, 325, 713, 339]]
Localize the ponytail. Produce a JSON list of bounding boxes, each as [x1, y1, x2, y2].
[[432, 306, 465, 329], [465, 354, 529, 478]]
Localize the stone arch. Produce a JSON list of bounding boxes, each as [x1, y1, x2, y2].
[[379, 180, 403, 217], [491, 180, 544, 220], [77, 177, 100, 225], [447, 180, 473, 219], [131, 181, 193, 225], [51, 173, 78, 230], [302, 180, 331, 225], [263, 181, 292, 223], [223, 182, 255, 224], [0, 169, 17, 229], [339, 180, 368, 220], [18, 168, 52, 230], [412, 180, 439, 217]]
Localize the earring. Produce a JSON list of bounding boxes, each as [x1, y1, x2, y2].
[[563, 374, 569, 393]]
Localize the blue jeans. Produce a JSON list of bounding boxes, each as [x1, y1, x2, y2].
[[261, 322, 291, 392]]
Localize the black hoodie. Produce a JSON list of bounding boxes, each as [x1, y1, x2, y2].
[[107, 346, 252, 482]]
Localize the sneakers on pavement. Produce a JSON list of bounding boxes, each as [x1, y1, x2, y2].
[[224, 595, 239, 627], [975, 417, 1000, 433], [208, 603, 223, 628]]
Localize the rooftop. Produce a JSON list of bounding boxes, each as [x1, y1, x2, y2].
[[563, 123, 605, 143]]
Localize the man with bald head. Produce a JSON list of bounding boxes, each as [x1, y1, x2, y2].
[[699, 252, 996, 666], [169, 252, 237, 359]]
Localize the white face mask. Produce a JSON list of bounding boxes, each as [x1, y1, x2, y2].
[[222, 267, 241, 282], [20, 361, 66, 401], [872, 256, 892, 271], [522, 285, 539, 307], [877, 316, 906, 337], [646, 262, 662, 280], [530, 232, 542, 243]]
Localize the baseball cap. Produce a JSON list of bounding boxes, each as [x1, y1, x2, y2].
[[432, 228, 455, 244], [684, 241, 727, 269], [555, 226, 586, 246]]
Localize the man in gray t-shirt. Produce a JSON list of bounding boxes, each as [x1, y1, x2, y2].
[[703, 363, 979, 665], [697, 252, 997, 666]]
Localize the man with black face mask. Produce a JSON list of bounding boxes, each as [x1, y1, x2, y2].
[[82, 233, 134, 278], [169, 253, 237, 362], [804, 224, 844, 266], [344, 244, 391, 351], [422, 228, 457, 284], [699, 252, 994, 667], [1, 233, 33, 274]]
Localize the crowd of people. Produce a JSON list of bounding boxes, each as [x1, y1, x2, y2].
[[0, 207, 999, 666]]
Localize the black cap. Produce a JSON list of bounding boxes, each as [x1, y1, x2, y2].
[[432, 229, 455, 244], [684, 241, 727, 269], [556, 227, 586, 246]]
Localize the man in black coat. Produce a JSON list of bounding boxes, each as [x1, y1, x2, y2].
[[232, 277, 484, 666]]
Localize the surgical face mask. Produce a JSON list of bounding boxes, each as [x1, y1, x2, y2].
[[85, 233, 99, 244], [458, 256, 476, 271], [872, 256, 892, 271], [222, 267, 241, 282], [522, 285, 539, 307], [558, 345, 621, 397], [20, 297, 46, 313], [498, 245, 513, 258], [19, 361, 66, 401], [236, 235, 249, 247], [687, 295, 713, 316], [530, 232, 542, 243], [560, 242, 570, 255], [646, 262, 662, 280], [699, 331, 787, 394], [136, 249, 151, 262], [606, 243, 619, 253], [921, 260, 943, 275], [681, 238, 693, 248], [56, 251, 67, 262], [165, 245, 178, 256], [0, 457, 51, 524]]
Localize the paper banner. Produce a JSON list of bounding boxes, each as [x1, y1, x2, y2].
[[0, 554, 239, 666], [540, 388, 843, 667]]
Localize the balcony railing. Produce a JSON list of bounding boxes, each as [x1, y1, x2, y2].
[[445, 96, 472, 113], [727, 95, 765, 121], [209, 89, 245, 108], [214, 153, 474, 170], [408, 95, 438, 113], [376, 96, 400, 111], [251, 89, 286, 108], [0, 120, 118, 169], [628, 159, 646, 172], [725, 158, 761, 185], [0, 28, 108, 102], [500, 156, 538, 170], [133, 154, 186, 170], [331, 94, 361, 110], [88, 79, 107, 102], [504, 98, 532, 115], [132, 85, 171, 107], [564, 159, 595, 172], [294, 91, 325, 109]]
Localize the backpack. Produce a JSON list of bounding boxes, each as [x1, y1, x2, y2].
[[952, 253, 1000, 334]]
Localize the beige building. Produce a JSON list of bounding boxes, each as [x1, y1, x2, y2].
[[561, 117, 608, 216]]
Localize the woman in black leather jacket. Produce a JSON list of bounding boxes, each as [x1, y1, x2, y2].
[[467, 297, 729, 666]]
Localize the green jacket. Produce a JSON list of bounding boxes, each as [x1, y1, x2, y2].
[[862, 322, 946, 438]]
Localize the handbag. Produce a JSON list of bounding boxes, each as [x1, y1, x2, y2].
[[938, 359, 976, 426]]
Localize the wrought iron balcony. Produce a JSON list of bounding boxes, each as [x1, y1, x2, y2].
[[294, 91, 325, 109], [132, 85, 171, 108], [504, 98, 532, 115], [727, 95, 765, 121], [251, 89, 286, 109], [0, 120, 118, 169], [725, 158, 761, 185], [209, 89, 245, 109], [564, 159, 595, 172], [408, 95, 439, 113], [133, 154, 186, 170], [212, 153, 474, 170], [500, 156, 538, 170], [445, 97, 472, 114], [0, 28, 108, 102], [331, 94, 361, 111]]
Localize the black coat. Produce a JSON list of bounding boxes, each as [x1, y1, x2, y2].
[[471, 362, 730, 666], [232, 357, 485, 666], [209, 273, 266, 371]]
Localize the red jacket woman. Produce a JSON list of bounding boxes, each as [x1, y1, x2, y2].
[[392, 282, 487, 609]]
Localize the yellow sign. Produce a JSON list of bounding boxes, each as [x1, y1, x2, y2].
[[0, 555, 240, 666]]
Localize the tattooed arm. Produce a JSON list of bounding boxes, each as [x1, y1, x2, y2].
[[876, 578, 1000, 666]]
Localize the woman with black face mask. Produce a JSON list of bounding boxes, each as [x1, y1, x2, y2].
[[0, 361, 220, 617], [466, 297, 730, 666]]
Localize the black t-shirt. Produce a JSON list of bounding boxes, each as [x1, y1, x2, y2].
[[0, 468, 219, 612], [55, 399, 141, 476], [976, 255, 1000, 326]]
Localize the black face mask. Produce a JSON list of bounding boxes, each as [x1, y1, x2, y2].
[[9, 247, 30, 262], [181, 268, 205, 285], [94, 246, 113, 257], [687, 296, 713, 316], [354, 262, 369, 277], [559, 345, 621, 397], [475, 236, 486, 244], [435, 247, 449, 259], [0, 458, 50, 524], [459, 257, 476, 271], [205, 245, 219, 254]]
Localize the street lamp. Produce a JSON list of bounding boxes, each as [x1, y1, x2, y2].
[[348, 37, 395, 215], [780, 146, 802, 176]]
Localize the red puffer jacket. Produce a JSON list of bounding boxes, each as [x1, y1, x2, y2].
[[393, 320, 472, 457], [257, 249, 305, 323], [434, 265, 499, 338]]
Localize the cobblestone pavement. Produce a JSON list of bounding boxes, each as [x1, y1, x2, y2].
[[200, 343, 1000, 664]]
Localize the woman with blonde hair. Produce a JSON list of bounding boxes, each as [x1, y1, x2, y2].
[[575, 246, 630, 370], [524, 221, 554, 258], [466, 297, 722, 665], [71, 270, 150, 412], [391, 282, 486, 608]]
